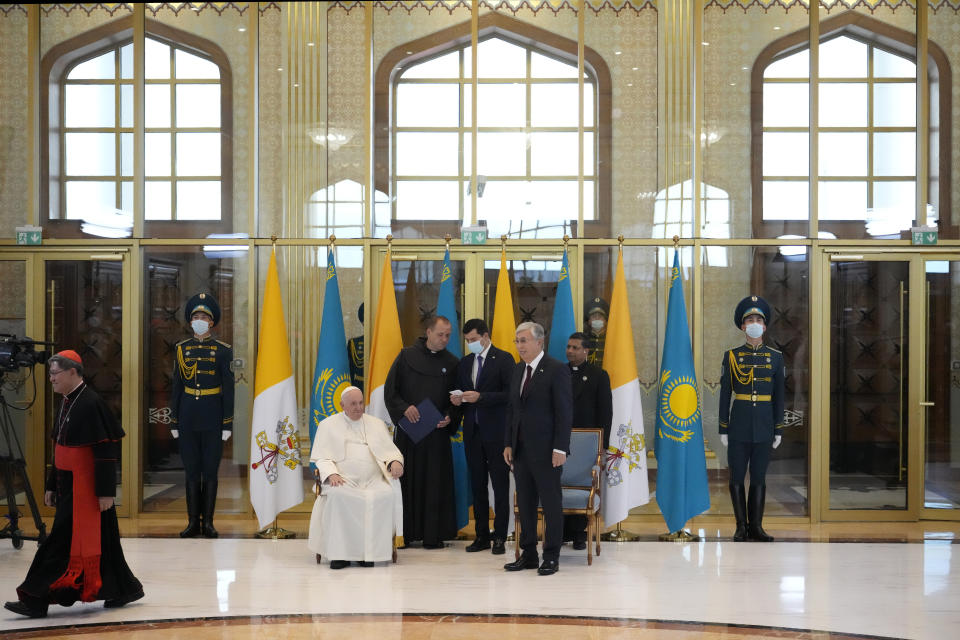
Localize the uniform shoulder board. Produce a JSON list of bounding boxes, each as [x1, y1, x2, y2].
[[767, 346, 783, 354], [216, 339, 233, 349], [175, 338, 191, 347]]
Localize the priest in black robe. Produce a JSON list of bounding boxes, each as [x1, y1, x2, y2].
[[4, 350, 143, 619], [384, 315, 463, 548]]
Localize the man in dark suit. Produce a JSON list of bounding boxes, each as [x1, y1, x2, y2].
[[564, 331, 612, 550], [451, 318, 515, 555], [503, 322, 572, 576]]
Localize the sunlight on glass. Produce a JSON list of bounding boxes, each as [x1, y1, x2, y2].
[[874, 48, 915, 78], [702, 194, 732, 241], [478, 132, 526, 176], [401, 50, 460, 79], [177, 181, 221, 219], [765, 49, 808, 79], [397, 84, 459, 127], [873, 181, 915, 212], [463, 83, 472, 128], [176, 84, 221, 127], [65, 181, 116, 220], [120, 44, 132, 80], [477, 84, 525, 127], [874, 132, 916, 176], [65, 85, 116, 127], [819, 83, 867, 127], [819, 37, 867, 78], [819, 181, 866, 220], [65, 133, 114, 176], [762, 181, 808, 220], [763, 84, 808, 127], [176, 133, 221, 176], [120, 85, 133, 127], [145, 38, 170, 79], [475, 180, 579, 222], [121, 133, 133, 177], [121, 182, 132, 213], [531, 132, 593, 175], [530, 52, 578, 79], [175, 49, 219, 79], [819, 132, 867, 177], [396, 181, 459, 220], [396, 132, 459, 176], [531, 84, 583, 127], [762, 132, 808, 176], [145, 132, 171, 177], [68, 51, 115, 80], [477, 38, 525, 78], [145, 84, 171, 128], [145, 181, 172, 219], [874, 83, 915, 127]]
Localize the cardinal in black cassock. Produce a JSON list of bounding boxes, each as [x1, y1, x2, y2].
[[5, 350, 143, 619], [384, 317, 463, 548]]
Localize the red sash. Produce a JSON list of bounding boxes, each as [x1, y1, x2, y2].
[[49, 444, 102, 602]]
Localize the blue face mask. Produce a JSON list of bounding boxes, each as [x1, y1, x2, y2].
[[466, 340, 484, 355], [745, 323, 764, 339]]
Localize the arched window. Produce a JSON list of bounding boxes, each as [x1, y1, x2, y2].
[[375, 13, 611, 239], [42, 18, 232, 238], [752, 12, 951, 239]]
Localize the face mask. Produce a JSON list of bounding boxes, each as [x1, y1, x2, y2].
[[466, 340, 484, 355], [590, 319, 605, 331], [192, 319, 210, 336], [745, 323, 764, 339]]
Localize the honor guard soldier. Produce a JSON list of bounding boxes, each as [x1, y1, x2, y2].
[[719, 295, 784, 542], [347, 303, 365, 392], [583, 297, 608, 367], [170, 293, 234, 539]]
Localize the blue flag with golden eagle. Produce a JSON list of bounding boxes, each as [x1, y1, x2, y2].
[[309, 251, 352, 466], [437, 248, 471, 530], [655, 251, 710, 532]]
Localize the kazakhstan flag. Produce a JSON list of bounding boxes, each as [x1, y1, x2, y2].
[[547, 249, 575, 361], [309, 251, 352, 463], [437, 248, 471, 530], [655, 251, 710, 533]]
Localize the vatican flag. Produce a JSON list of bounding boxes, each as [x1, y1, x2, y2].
[[249, 249, 305, 529], [654, 251, 710, 533], [366, 249, 403, 426], [602, 247, 651, 526], [490, 249, 520, 362]]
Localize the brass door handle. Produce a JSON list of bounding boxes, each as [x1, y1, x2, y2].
[[919, 401, 935, 407]]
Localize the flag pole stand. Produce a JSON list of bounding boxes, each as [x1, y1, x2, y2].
[[256, 517, 296, 540], [601, 521, 639, 542], [658, 529, 700, 542]]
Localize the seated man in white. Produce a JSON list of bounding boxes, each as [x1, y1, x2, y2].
[[308, 386, 404, 569]]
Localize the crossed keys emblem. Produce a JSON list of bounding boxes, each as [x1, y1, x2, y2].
[[251, 416, 302, 483]]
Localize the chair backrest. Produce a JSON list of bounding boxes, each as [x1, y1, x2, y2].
[[562, 427, 602, 487]]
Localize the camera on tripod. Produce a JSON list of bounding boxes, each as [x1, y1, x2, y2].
[[0, 335, 51, 372]]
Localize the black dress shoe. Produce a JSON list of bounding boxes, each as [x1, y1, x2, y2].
[[201, 522, 219, 539], [572, 540, 587, 551], [465, 538, 490, 552], [491, 539, 506, 555], [537, 559, 559, 576], [104, 591, 144, 608], [179, 519, 201, 538], [358, 561, 374, 567], [422, 541, 445, 549], [329, 560, 349, 569], [4, 600, 47, 618], [503, 554, 539, 571]]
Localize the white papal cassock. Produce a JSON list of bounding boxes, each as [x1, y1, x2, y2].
[[308, 412, 404, 563]]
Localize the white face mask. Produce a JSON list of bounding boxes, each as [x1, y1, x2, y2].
[[466, 340, 484, 355], [191, 319, 211, 336], [745, 323, 764, 339], [590, 319, 605, 331]]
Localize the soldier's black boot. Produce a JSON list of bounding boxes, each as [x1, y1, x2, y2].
[[179, 481, 202, 538], [747, 484, 774, 542], [201, 480, 219, 538], [729, 484, 748, 541]]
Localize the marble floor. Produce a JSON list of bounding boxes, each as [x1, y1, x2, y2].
[[2, 532, 959, 640]]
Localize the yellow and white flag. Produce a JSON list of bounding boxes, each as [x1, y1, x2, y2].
[[366, 249, 404, 425], [490, 249, 520, 362], [249, 249, 304, 528], [601, 248, 651, 526]]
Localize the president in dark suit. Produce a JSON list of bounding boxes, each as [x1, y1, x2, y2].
[[564, 331, 612, 549], [451, 318, 515, 555], [503, 322, 572, 576]]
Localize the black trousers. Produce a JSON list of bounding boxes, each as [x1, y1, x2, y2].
[[464, 430, 510, 540], [727, 439, 772, 486], [179, 429, 223, 485], [513, 443, 563, 562]]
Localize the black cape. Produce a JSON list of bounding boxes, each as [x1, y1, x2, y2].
[[384, 338, 463, 544], [17, 383, 143, 609]]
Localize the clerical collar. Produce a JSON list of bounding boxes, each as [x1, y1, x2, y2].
[[343, 414, 364, 427], [64, 379, 85, 397]]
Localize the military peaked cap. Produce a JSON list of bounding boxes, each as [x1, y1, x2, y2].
[[586, 297, 609, 318], [185, 292, 221, 326], [734, 295, 770, 328]]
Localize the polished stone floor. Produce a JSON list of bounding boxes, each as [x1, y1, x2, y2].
[[1, 527, 958, 640]]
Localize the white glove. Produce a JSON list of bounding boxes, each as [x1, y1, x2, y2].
[[772, 435, 781, 449], [171, 429, 179, 439], [222, 430, 231, 441], [720, 434, 728, 447]]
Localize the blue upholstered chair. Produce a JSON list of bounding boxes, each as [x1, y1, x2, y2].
[[513, 427, 604, 565]]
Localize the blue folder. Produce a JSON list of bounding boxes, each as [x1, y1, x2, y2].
[[397, 398, 443, 445]]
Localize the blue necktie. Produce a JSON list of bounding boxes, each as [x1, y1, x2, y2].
[[475, 355, 484, 385]]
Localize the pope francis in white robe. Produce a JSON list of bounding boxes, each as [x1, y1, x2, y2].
[[308, 387, 404, 568]]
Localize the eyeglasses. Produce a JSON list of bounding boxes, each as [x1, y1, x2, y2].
[[48, 369, 65, 378]]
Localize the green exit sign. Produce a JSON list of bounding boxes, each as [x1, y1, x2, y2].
[[15, 226, 42, 245], [461, 226, 487, 245], [911, 226, 938, 246]]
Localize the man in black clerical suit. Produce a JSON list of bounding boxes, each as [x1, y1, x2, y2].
[[451, 318, 514, 555], [503, 322, 572, 576], [563, 332, 612, 550]]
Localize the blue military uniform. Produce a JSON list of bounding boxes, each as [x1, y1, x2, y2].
[[170, 293, 234, 538], [718, 295, 783, 542]]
